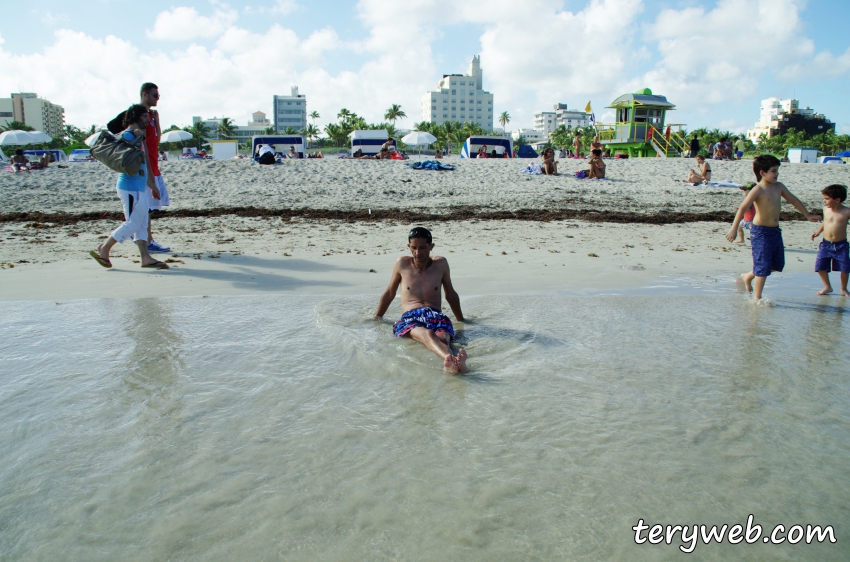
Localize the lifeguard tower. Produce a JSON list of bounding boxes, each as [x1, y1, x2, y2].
[[597, 88, 687, 157]]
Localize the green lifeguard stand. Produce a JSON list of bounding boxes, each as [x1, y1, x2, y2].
[[598, 88, 687, 157]]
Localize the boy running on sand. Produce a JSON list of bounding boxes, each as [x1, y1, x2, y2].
[[726, 155, 820, 301], [810, 184, 850, 296], [374, 227, 468, 373]]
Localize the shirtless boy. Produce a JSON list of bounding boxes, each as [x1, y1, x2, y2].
[[726, 155, 820, 300], [810, 184, 850, 296], [374, 227, 468, 373]]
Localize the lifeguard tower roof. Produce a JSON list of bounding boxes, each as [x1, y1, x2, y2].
[[608, 88, 675, 110]]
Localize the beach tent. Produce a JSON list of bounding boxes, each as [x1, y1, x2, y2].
[[68, 149, 93, 162], [787, 147, 818, 163], [460, 136, 513, 158], [517, 145, 538, 158], [818, 156, 844, 164], [251, 135, 305, 159], [210, 139, 238, 160], [23, 149, 67, 162], [349, 130, 394, 156]]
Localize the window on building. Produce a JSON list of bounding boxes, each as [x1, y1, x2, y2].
[[443, 106, 447, 111], [460, 81, 465, 85], [487, 101, 491, 104], [460, 89, 465, 95], [460, 100, 465, 104], [477, 100, 482, 104], [451, 90, 456, 95], [443, 114, 448, 118], [451, 114, 456, 118], [469, 83, 474, 88]]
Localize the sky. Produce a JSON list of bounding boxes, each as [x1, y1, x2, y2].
[[2, 0, 849, 134]]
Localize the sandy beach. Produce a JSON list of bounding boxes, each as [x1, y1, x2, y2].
[[1, 157, 848, 301]]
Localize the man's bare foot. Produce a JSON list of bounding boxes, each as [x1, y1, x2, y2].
[[443, 354, 459, 373], [842, 289, 850, 297], [456, 349, 469, 373], [817, 286, 833, 296]]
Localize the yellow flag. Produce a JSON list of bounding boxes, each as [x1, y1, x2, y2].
[[585, 101, 592, 113]]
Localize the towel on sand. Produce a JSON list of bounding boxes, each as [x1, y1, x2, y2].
[[408, 160, 455, 171], [520, 163, 542, 175]]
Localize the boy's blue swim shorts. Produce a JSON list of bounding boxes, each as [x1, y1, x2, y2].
[[393, 307, 454, 338], [815, 239, 850, 273], [750, 225, 785, 277]]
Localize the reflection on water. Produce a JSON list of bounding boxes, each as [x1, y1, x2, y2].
[[0, 294, 848, 561]]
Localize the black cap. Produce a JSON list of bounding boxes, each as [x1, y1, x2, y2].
[[408, 227, 432, 243]]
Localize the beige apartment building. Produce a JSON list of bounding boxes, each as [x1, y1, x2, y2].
[[0, 93, 65, 136]]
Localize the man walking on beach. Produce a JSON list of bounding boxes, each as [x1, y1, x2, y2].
[[374, 227, 468, 373]]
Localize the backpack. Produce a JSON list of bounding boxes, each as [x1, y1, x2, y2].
[[90, 129, 146, 176]]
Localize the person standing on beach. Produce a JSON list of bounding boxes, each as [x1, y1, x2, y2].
[[810, 184, 850, 296], [689, 134, 700, 158], [573, 132, 582, 159], [139, 83, 171, 253], [725, 155, 819, 301], [374, 227, 468, 373], [90, 105, 168, 270]]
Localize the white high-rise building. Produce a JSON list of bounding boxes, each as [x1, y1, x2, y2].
[[273, 86, 307, 133], [533, 103, 591, 135], [0, 93, 65, 136], [421, 56, 494, 131]]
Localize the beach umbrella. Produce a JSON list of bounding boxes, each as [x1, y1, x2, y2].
[[401, 131, 437, 159], [84, 131, 102, 147], [28, 131, 52, 143], [160, 130, 193, 143], [836, 150, 850, 157], [0, 130, 37, 146]]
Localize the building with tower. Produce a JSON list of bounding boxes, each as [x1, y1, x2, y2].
[[273, 87, 307, 132], [420, 56, 494, 131]]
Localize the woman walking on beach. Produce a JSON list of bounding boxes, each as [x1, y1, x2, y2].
[[90, 104, 169, 270]]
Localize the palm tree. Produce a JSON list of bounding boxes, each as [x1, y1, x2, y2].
[[337, 108, 352, 122], [499, 111, 510, 129], [0, 120, 34, 132], [384, 104, 406, 125], [284, 126, 299, 135], [324, 123, 347, 147], [301, 124, 320, 148], [309, 111, 320, 125], [217, 117, 236, 139], [263, 126, 276, 135], [413, 121, 432, 133], [186, 121, 210, 150]]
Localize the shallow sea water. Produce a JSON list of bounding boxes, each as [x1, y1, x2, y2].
[[1, 288, 849, 561]]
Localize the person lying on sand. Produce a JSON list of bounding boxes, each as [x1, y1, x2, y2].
[[686, 155, 711, 184], [374, 227, 468, 373], [541, 148, 558, 175]]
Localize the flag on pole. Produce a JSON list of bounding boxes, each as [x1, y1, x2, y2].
[[585, 101, 592, 113]]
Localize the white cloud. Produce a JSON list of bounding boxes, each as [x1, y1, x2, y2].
[[146, 5, 239, 40], [245, 0, 299, 16]]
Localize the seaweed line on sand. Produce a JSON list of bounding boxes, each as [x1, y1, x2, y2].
[[0, 207, 813, 227]]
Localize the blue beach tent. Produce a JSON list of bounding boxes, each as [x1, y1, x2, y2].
[[251, 135, 306, 159], [349, 130, 395, 156], [517, 145, 538, 158], [460, 136, 513, 158]]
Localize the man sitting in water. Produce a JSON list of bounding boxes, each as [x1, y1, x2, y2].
[[374, 227, 468, 373]]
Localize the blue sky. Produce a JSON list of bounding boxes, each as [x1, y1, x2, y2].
[[2, 0, 848, 134]]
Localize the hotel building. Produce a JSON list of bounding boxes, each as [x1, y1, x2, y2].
[[746, 97, 834, 142], [0, 92, 65, 136], [421, 56, 494, 131], [273, 86, 307, 132]]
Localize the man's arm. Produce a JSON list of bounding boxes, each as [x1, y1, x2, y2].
[[441, 262, 464, 321], [781, 187, 820, 222], [726, 188, 760, 241], [374, 259, 403, 319]]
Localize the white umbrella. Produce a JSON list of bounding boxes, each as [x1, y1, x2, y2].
[[0, 130, 37, 146], [401, 131, 437, 159], [160, 130, 193, 143], [28, 131, 52, 143], [84, 131, 102, 147]]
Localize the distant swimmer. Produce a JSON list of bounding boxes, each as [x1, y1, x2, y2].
[[374, 227, 468, 373]]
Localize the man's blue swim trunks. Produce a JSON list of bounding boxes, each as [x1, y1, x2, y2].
[[750, 224, 785, 277], [393, 307, 455, 338], [815, 239, 850, 273]]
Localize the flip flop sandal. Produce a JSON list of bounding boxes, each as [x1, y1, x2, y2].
[[89, 250, 112, 268], [141, 261, 169, 270]]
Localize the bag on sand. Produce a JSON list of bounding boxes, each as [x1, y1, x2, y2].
[[90, 130, 146, 176], [574, 170, 587, 179]]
